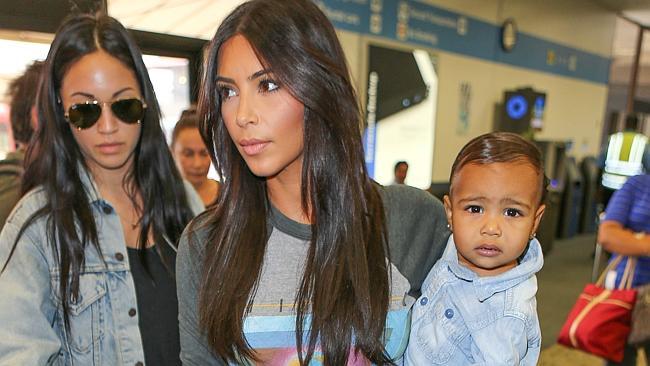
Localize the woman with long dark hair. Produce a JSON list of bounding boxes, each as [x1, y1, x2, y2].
[[177, 0, 449, 364], [0, 13, 203, 365]]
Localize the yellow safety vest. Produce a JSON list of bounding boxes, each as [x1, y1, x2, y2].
[[602, 132, 648, 189]]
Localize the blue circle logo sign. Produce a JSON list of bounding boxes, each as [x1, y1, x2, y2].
[[506, 95, 528, 120]]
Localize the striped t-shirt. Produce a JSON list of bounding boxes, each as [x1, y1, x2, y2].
[[604, 174, 650, 287]]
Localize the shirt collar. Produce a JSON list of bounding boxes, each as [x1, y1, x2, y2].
[[441, 234, 544, 302], [268, 203, 311, 240]]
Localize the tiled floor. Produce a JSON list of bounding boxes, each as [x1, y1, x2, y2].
[[539, 345, 647, 366], [536, 234, 647, 366], [539, 345, 603, 365]]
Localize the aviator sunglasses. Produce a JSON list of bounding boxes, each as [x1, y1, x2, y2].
[[64, 98, 147, 130]]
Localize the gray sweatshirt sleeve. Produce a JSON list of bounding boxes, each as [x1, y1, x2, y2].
[[176, 220, 225, 365], [381, 184, 450, 297]]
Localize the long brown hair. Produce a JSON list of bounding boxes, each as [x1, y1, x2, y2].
[[195, 0, 391, 364]]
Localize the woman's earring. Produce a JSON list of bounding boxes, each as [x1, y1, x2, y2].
[[529, 232, 537, 240], [447, 223, 452, 232]]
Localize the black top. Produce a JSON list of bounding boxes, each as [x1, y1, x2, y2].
[[128, 243, 180, 366]]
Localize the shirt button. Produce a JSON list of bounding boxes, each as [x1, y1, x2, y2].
[[115, 252, 124, 261], [420, 297, 428, 306], [102, 205, 113, 214], [129, 308, 137, 317], [135, 362, 144, 366], [445, 308, 454, 319]]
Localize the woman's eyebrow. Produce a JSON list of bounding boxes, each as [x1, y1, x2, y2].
[[69, 91, 95, 98], [216, 76, 234, 84], [249, 69, 271, 81], [113, 87, 135, 98], [216, 69, 272, 83], [69, 87, 136, 99]]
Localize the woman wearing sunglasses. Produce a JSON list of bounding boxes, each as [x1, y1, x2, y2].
[[0, 13, 203, 366], [177, 0, 449, 364]]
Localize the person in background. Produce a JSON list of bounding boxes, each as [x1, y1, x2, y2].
[[598, 173, 650, 366], [0, 61, 43, 230], [171, 110, 219, 206], [0, 13, 203, 365], [176, 0, 449, 364], [393, 160, 409, 185], [405, 132, 546, 365], [599, 114, 649, 208]]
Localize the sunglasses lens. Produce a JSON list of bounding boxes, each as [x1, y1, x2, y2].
[[112, 99, 145, 124], [68, 103, 101, 129]]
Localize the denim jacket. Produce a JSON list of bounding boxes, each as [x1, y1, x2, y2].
[[404, 235, 543, 366], [0, 171, 204, 365]]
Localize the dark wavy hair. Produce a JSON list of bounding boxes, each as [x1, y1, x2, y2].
[[7, 60, 43, 145], [1, 13, 195, 331], [449, 132, 548, 204], [195, 0, 391, 364]]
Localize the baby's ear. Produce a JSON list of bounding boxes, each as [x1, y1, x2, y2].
[[443, 195, 453, 228], [532, 204, 546, 235]]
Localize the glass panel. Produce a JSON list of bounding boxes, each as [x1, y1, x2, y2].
[[635, 27, 650, 135], [364, 45, 437, 189], [603, 17, 640, 136], [142, 54, 191, 141]]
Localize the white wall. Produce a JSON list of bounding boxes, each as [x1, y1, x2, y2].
[[433, 52, 609, 181], [337, 0, 617, 183]]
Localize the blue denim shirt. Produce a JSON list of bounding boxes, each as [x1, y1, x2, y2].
[[404, 235, 543, 366], [0, 171, 204, 365]]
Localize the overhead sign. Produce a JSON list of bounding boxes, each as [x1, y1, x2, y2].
[[316, 0, 610, 84]]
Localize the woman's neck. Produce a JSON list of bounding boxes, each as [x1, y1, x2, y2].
[[90, 161, 132, 197], [89, 159, 150, 248], [192, 176, 210, 192], [194, 178, 218, 205], [266, 166, 310, 224], [87, 157, 142, 213]]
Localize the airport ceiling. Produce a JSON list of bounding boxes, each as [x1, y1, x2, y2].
[[593, 0, 650, 28], [1, 0, 650, 41], [108, 0, 243, 40], [110, 0, 650, 40], [0, 0, 239, 38]]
